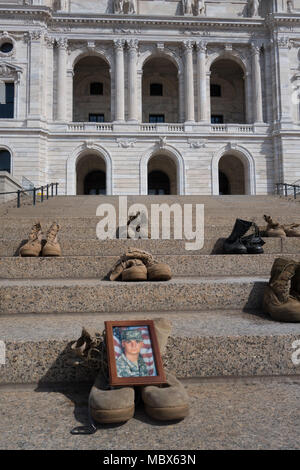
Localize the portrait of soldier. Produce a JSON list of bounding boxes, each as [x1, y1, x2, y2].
[[116, 329, 149, 378]]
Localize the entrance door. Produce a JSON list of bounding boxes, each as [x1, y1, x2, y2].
[[84, 171, 106, 195]]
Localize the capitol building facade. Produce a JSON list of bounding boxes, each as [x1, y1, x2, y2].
[[1, 0, 300, 196]]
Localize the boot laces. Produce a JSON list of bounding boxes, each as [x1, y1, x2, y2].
[[46, 223, 59, 242]]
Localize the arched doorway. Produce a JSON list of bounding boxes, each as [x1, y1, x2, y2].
[[0, 149, 11, 173], [210, 59, 246, 124], [73, 56, 111, 122], [84, 171, 106, 195], [218, 154, 246, 195], [147, 154, 177, 195], [76, 153, 106, 195], [142, 57, 179, 123], [148, 170, 171, 195]]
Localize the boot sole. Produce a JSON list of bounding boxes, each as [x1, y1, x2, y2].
[[144, 404, 189, 421], [90, 404, 135, 424]]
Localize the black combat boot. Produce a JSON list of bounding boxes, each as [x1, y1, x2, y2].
[[223, 219, 252, 254], [241, 222, 265, 254]]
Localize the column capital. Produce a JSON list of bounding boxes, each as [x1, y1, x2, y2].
[[56, 37, 68, 50], [24, 30, 43, 43], [251, 42, 261, 55], [183, 40, 194, 52], [127, 39, 139, 51], [196, 41, 207, 53], [44, 35, 55, 49], [114, 38, 125, 50]]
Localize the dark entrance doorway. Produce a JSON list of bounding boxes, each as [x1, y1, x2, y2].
[[84, 170, 106, 195], [148, 170, 170, 195], [219, 171, 230, 195]]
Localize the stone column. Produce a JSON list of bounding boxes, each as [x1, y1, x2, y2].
[[128, 39, 138, 121], [183, 41, 195, 122], [276, 37, 293, 123], [44, 35, 55, 121], [114, 39, 125, 122], [196, 41, 207, 122], [56, 37, 68, 122], [244, 72, 252, 123], [251, 43, 263, 123], [27, 31, 43, 119], [263, 43, 272, 123]]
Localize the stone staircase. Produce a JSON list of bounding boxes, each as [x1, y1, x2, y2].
[[1, 195, 300, 386]]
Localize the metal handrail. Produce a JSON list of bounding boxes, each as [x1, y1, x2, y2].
[[0, 183, 59, 208], [276, 183, 300, 199]]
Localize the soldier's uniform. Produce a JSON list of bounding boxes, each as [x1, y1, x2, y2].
[[116, 329, 149, 378]]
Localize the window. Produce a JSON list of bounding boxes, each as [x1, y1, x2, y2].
[[210, 84, 221, 97], [149, 114, 165, 123], [150, 83, 163, 96], [0, 83, 14, 118], [0, 42, 13, 54], [0, 149, 11, 173], [90, 82, 103, 95], [211, 115, 224, 124], [89, 113, 104, 122]]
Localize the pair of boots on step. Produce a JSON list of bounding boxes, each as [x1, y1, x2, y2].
[[19, 222, 61, 257], [71, 318, 189, 425], [264, 215, 300, 238], [223, 219, 265, 255]]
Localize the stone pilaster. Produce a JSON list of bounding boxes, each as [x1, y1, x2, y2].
[[251, 43, 263, 123], [276, 37, 293, 123], [127, 39, 138, 122], [56, 37, 68, 122], [183, 40, 195, 122], [26, 31, 43, 119], [44, 35, 55, 121], [114, 39, 125, 122], [196, 41, 207, 122]]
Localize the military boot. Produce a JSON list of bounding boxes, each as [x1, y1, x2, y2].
[[86, 318, 173, 425], [42, 222, 61, 257], [263, 215, 286, 238], [223, 219, 252, 254], [263, 258, 300, 322], [19, 222, 42, 257], [121, 259, 148, 281], [147, 261, 172, 281], [141, 318, 189, 421], [283, 223, 300, 237]]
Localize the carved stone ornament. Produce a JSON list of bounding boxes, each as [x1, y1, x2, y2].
[[189, 140, 206, 149], [117, 139, 136, 148], [158, 136, 167, 149], [84, 140, 95, 150]]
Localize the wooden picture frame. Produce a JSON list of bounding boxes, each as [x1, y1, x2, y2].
[[105, 320, 167, 387]]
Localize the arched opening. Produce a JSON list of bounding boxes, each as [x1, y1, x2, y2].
[[76, 153, 106, 195], [218, 154, 246, 195], [84, 171, 106, 195], [210, 59, 246, 124], [73, 56, 111, 122], [142, 57, 179, 123], [219, 171, 230, 195], [147, 154, 177, 195], [0, 149, 11, 173], [148, 170, 171, 195]]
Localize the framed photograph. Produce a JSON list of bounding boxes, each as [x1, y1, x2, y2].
[[105, 320, 167, 387]]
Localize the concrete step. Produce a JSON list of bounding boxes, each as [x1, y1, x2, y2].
[[1, 377, 300, 450], [0, 276, 267, 315], [1, 254, 299, 279], [1, 310, 300, 384], [1, 237, 300, 257]]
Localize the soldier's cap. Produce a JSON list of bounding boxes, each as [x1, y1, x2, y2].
[[121, 329, 143, 342]]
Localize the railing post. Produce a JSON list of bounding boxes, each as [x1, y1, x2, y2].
[[51, 183, 54, 197], [285, 184, 288, 197], [56, 183, 58, 196], [41, 186, 44, 203], [33, 187, 36, 206], [47, 184, 49, 200], [294, 186, 297, 199], [17, 190, 21, 208]]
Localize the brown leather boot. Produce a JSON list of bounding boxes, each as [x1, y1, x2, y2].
[[19, 222, 43, 257], [42, 222, 61, 257], [263, 215, 286, 238], [263, 258, 300, 322]]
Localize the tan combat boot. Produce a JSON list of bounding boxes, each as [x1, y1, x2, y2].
[[263, 258, 300, 322], [141, 317, 189, 421], [283, 223, 300, 237], [19, 222, 43, 257], [42, 222, 61, 257], [121, 259, 148, 282], [263, 215, 286, 238]]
